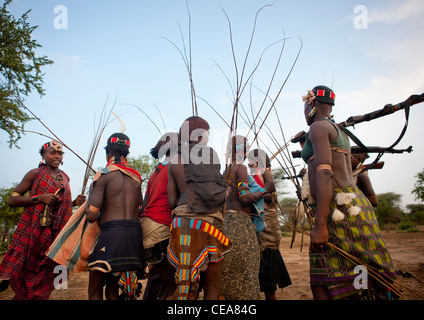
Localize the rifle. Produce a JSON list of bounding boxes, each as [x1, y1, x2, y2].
[[338, 93, 422, 167], [282, 161, 385, 180], [291, 93, 422, 162], [353, 161, 385, 176], [338, 93, 424, 128], [350, 145, 413, 154], [291, 146, 412, 159]]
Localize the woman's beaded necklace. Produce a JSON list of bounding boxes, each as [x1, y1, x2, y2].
[[319, 116, 335, 123], [50, 170, 63, 181]]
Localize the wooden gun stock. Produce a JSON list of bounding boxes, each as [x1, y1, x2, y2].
[[363, 161, 384, 170]]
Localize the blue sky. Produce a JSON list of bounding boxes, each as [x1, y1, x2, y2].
[[1, 0, 424, 207]]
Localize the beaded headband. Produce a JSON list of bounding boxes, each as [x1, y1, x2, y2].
[[302, 86, 336, 106], [107, 136, 130, 147], [41, 140, 63, 152]]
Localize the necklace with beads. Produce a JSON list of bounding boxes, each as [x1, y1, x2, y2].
[[50, 170, 63, 181], [319, 116, 335, 123]]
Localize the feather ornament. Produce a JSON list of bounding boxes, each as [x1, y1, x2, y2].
[[348, 206, 361, 216], [112, 112, 126, 133], [301, 174, 315, 204], [332, 208, 345, 221], [335, 193, 356, 206]]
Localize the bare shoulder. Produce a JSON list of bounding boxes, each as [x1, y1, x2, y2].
[[109, 171, 140, 188], [169, 161, 184, 181], [91, 170, 121, 189], [234, 164, 248, 182], [233, 163, 247, 173], [103, 170, 126, 183], [309, 120, 337, 141], [20, 168, 40, 184], [13, 168, 40, 194], [26, 168, 40, 178], [309, 119, 333, 133]]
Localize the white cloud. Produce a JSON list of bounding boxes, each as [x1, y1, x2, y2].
[[51, 54, 84, 71], [45, 53, 87, 85], [368, 0, 424, 24], [335, 61, 424, 206], [332, 1, 424, 207]]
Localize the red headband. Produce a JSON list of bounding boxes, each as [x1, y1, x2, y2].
[[42, 140, 63, 152], [316, 89, 335, 100], [108, 136, 130, 147]]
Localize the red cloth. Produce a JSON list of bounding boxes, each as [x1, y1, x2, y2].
[[105, 156, 142, 182], [252, 168, 265, 188], [142, 162, 172, 226], [0, 164, 73, 300]]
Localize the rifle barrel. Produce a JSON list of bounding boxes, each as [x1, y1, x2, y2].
[[351, 146, 413, 154], [291, 146, 412, 158], [339, 104, 401, 127], [290, 94, 422, 159], [339, 93, 424, 128]]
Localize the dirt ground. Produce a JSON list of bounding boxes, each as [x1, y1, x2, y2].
[[276, 226, 424, 300], [1, 227, 423, 300]]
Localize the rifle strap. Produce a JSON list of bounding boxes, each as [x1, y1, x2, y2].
[[338, 100, 411, 170]]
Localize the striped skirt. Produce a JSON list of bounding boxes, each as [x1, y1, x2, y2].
[[309, 185, 397, 299], [167, 215, 231, 300]]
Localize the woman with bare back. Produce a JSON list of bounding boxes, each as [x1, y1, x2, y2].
[[301, 86, 396, 300]]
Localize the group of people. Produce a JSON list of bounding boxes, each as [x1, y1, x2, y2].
[[0, 85, 397, 301]]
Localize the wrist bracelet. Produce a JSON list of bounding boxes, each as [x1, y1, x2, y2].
[[32, 196, 39, 204], [238, 190, 248, 197]]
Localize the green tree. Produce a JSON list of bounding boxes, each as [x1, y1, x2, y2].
[[412, 168, 424, 203], [86, 154, 159, 195], [0, 184, 22, 244], [279, 197, 298, 228], [0, 0, 53, 147], [272, 168, 290, 195], [127, 154, 159, 194], [406, 203, 424, 225], [374, 192, 404, 228]]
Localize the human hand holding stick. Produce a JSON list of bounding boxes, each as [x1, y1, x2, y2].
[[40, 188, 62, 227]]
